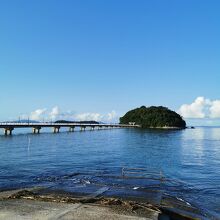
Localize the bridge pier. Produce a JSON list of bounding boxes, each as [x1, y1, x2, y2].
[[53, 127, 60, 133], [4, 128, 14, 136], [90, 126, 95, 131], [32, 127, 41, 134], [80, 126, 86, 131], [69, 126, 75, 132]]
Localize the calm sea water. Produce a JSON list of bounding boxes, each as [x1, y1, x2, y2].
[[0, 127, 220, 218]]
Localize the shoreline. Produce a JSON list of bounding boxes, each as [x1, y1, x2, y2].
[[0, 187, 207, 220]]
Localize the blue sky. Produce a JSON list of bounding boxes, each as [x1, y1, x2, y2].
[[0, 0, 220, 124]]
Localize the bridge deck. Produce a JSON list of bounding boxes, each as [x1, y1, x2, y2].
[[0, 123, 139, 128], [0, 123, 140, 135]]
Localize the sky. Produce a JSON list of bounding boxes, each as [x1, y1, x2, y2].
[[0, 0, 220, 125]]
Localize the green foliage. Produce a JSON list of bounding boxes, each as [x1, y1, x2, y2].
[[120, 106, 186, 128]]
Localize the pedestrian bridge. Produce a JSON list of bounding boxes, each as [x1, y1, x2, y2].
[[0, 122, 140, 135]]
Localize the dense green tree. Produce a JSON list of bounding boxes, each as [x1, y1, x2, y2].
[[120, 106, 186, 128]]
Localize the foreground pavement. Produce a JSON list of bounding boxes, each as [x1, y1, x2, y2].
[[0, 199, 158, 220], [0, 188, 206, 220], [0, 188, 160, 220]]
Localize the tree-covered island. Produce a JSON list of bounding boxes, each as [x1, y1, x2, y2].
[[120, 106, 186, 129]]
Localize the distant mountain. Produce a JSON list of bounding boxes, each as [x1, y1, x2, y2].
[[54, 120, 99, 124], [120, 106, 186, 129], [5, 119, 39, 123]]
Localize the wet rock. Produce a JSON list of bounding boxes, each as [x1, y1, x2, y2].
[[100, 198, 122, 205], [8, 190, 37, 199]]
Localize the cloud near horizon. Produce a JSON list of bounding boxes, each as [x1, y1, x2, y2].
[[30, 108, 47, 121], [178, 97, 220, 119], [27, 107, 118, 122], [24, 97, 220, 123]]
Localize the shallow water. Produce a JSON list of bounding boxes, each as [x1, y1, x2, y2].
[[0, 127, 220, 218]]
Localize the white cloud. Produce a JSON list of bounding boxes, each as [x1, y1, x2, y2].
[[107, 110, 117, 121], [49, 106, 60, 120], [24, 107, 118, 122], [75, 110, 118, 122], [210, 100, 220, 118], [30, 108, 47, 121], [178, 97, 220, 119], [75, 113, 103, 121], [178, 97, 209, 118]]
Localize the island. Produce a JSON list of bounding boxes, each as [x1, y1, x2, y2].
[[55, 120, 99, 124], [120, 106, 186, 129]]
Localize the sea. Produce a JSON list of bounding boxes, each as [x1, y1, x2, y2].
[[0, 127, 220, 219]]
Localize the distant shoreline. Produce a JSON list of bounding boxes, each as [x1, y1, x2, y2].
[[148, 126, 185, 129]]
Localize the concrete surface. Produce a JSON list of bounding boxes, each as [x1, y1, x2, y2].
[[0, 199, 157, 220]]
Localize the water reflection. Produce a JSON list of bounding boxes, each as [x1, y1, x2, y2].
[[210, 127, 220, 140], [180, 128, 205, 167]]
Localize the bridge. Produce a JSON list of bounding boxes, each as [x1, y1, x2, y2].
[[0, 122, 140, 135]]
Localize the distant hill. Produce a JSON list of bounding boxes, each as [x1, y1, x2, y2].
[[120, 106, 186, 129], [6, 120, 39, 123], [55, 120, 99, 124]]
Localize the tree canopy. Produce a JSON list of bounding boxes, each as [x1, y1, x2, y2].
[[120, 106, 186, 128]]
